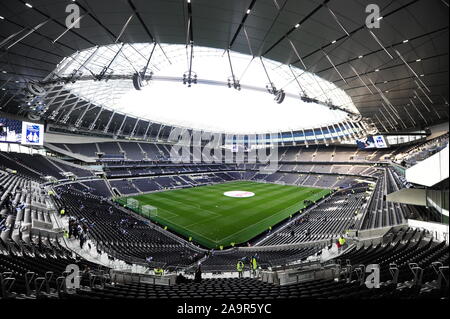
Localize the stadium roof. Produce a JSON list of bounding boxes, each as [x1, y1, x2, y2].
[[0, 0, 448, 135], [57, 43, 355, 133]]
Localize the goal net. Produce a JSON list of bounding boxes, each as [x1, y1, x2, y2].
[[127, 198, 140, 210], [141, 205, 158, 218]]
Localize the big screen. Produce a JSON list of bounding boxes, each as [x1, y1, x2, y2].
[[0, 117, 44, 145], [0, 118, 22, 143], [356, 135, 389, 149]]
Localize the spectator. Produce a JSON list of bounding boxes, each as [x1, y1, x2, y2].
[[194, 265, 202, 283], [236, 260, 244, 278]]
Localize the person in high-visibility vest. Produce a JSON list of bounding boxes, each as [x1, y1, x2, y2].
[[236, 261, 244, 278], [60, 208, 66, 217], [338, 236, 346, 252], [251, 257, 258, 277], [154, 268, 164, 276]]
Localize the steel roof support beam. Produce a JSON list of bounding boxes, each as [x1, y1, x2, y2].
[[53, 15, 85, 44], [325, 5, 349, 36], [67, 47, 100, 81], [0, 93, 17, 111], [395, 49, 431, 93], [288, 64, 306, 96], [127, 0, 170, 64], [409, 98, 428, 125], [260, 57, 277, 94], [6, 20, 50, 50], [116, 115, 128, 136], [226, 50, 240, 90], [290, 0, 419, 66], [88, 109, 103, 130], [323, 51, 348, 85], [229, 0, 257, 49], [143, 122, 153, 141], [334, 122, 345, 141], [54, 96, 80, 123], [344, 120, 357, 140], [156, 125, 165, 142], [349, 65, 374, 95], [312, 127, 319, 144], [302, 129, 307, 147], [0, 29, 26, 50], [319, 127, 328, 145], [74, 102, 93, 127], [61, 97, 82, 123], [44, 54, 78, 83], [115, 15, 134, 43], [354, 121, 365, 138], [375, 114, 389, 133], [290, 130, 295, 145], [130, 119, 140, 138], [96, 43, 124, 81], [415, 80, 433, 104], [330, 123, 341, 142], [415, 90, 441, 120], [326, 125, 335, 143], [380, 102, 399, 129], [379, 110, 395, 131], [127, 0, 154, 42], [263, 0, 330, 56], [368, 30, 394, 60], [413, 90, 430, 112], [403, 106, 416, 126], [103, 111, 116, 133], [48, 94, 71, 120], [347, 120, 360, 139]]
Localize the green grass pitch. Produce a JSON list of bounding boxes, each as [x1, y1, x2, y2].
[[117, 181, 332, 249]]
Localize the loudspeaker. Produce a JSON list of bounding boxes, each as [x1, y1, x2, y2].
[[275, 90, 285, 104], [132, 72, 143, 90]]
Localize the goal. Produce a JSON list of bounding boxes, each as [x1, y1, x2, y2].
[[141, 205, 158, 218]]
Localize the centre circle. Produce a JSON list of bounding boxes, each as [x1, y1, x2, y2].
[[223, 191, 255, 198]]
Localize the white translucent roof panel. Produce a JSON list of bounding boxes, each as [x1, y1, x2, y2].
[[57, 43, 358, 134], [118, 80, 349, 133]]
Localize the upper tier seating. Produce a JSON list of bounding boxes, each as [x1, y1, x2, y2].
[[0, 152, 93, 181], [65, 143, 98, 158], [0, 153, 43, 181], [47, 159, 94, 178], [98, 142, 124, 159], [119, 142, 144, 160], [393, 133, 449, 167], [53, 142, 394, 164]]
